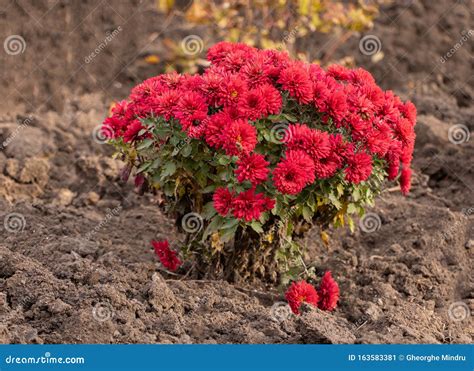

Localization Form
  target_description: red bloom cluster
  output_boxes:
[213,187,274,222]
[103,41,416,224]
[285,271,340,314]
[151,240,182,272]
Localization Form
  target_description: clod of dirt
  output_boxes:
[1,125,54,160]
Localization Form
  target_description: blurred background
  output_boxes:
[1,0,472,111]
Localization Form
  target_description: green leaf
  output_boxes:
[150,157,161,169]
[202,215,225,241]
[218,156,233,166]
[259,211,270,224]
[202,201,217,220]
[222,218,239,229]
[181,144,192,157]
[220,223,238,243]
[200,184,217,194]
[136,139,153,151]
[352,188,361,202]
[250,221,264,234]
[302,206,313,223]
[282,113,297,122]
[136,161,152,173]
[196,171,208,188]
[163,182,174,197]
[328,192,342,210]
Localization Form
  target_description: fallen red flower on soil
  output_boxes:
[317,271,340,311]
[285,280,319,314]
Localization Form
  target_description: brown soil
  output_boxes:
[0,0,472,343]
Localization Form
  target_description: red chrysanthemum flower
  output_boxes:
[273,150,315,195]
[313,80,330,111]
[102,116,127,138]
[130,77,164,102]
[323,87,348,125]
[365,125,392,157]
[201,69,225,106]
[278,63,313,104]
[399,100,417,125]
[159,71,183,90]
[123,120,145,143]
[222,49,253,73]
[207,41,252,65]
[258,83,282,115]
[238,88,267,121]
[386,140,403,180]
[235,153,270,185]
[179,74,203,92]
[283,123,313,148]
[314,156,340,179]
[213,187,234,216]
[174,91,208,130]
[326,64,351,81]
[317,271,339,311]
[328,133,349,167]
[217,74,248,106]
[285,280,319,315]
[110,100,129,118]
[204,110,231,149]
[306,130,331,160]
[284,124,331,160]
[349,68,376,87]
[153,90,181,120]
[221,119,257,156]
[260,49,290,78]
[151,240,182,272]
[232,188,273,222]
[400,166,412,195]
[240,54,273,88]
[344,151,373,184]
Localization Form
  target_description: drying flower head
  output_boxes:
[317,271,340,311]
[151,240,182,272]
[285,280,319,315]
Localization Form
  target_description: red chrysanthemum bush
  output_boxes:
[102,42,416,282]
